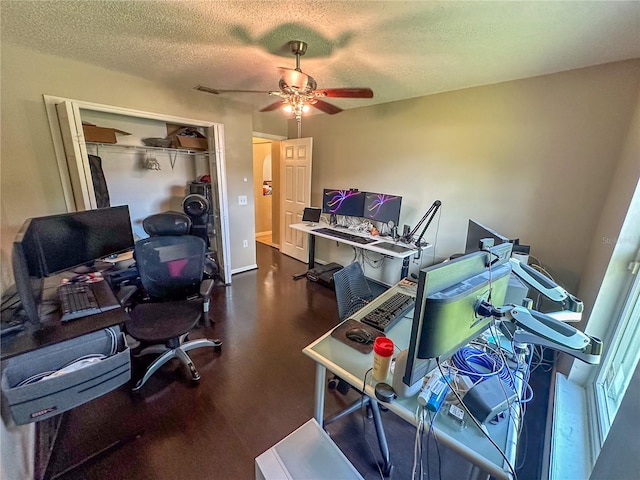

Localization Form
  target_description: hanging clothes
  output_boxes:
[87,154,110,208]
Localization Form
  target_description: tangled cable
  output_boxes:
[451,345,515,389]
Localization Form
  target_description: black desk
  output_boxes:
[1,270,130,360]
[1,279,131,480]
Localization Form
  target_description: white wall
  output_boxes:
[290,60,640,288]
[0,42,260,290]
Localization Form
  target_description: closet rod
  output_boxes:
[86,142,210,156]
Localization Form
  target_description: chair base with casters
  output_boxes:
[127,298,221,392]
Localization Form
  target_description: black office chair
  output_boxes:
[325,261,392,476]
[334,261,375,320]
[126,212,222,392]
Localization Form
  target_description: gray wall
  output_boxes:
[289,60,640,288]
[0,42,266,289]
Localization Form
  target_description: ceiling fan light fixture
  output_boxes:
[283,104,293,113]
[302,104,310,113]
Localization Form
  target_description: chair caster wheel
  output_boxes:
[328,378,339,390]
[212,339,223,352]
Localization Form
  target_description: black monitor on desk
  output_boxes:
[10,206,135,327]
[464,219,510,254]
[322,189,366,221]
[34,206,134,276]
[11,219,46,327]
[363,192,402,226]
[396,242,513,396]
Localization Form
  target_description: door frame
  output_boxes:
[42,95,232,284]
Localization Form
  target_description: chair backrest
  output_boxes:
[333,262,374,321]
[135,235,206,300]
[143,211,192,237]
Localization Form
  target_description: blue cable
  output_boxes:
[451,346,515,388]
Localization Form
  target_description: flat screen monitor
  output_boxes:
[400,242,513,391]
[32,206,134,276]
[302,207,321,224]
[363,192,402,225]
[464,219,511,254]
[11,219,45,326]
[321,189,366,217]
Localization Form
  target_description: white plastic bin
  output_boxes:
[255,418,363,480]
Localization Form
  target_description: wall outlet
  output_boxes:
[238,195,248,205]
[243,240,248,248]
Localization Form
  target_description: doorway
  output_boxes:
[252,133,284,249]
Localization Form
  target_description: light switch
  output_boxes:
[238,195,248,205]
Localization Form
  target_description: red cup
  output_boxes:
[373,337,394,381]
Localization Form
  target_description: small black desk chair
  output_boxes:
[126,212,222,392]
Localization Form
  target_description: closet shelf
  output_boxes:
[85,142,210,156]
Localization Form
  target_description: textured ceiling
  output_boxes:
[2,1,639,113]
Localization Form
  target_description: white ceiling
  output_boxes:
[2,1,639,113]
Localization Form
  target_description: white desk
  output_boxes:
[302,282,523,480]
[290,223,427,280]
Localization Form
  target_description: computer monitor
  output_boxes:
[32,206,135,276]
[363,192,402,225]
[464,219,511,254]
[11,219,46,326]
[321,189,366,218]
[302,207,321,225]
[399,242,513,392]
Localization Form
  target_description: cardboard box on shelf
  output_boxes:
[166,123,208,151]
[82,122,131,144]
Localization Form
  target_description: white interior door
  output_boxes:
[279,138,312,262]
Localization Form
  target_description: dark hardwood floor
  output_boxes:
[49,243,354,479]
[48,243,550,480]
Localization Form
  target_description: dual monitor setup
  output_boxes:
[322,188,402,226]
[11,206,135,328]
[394,219,601,397]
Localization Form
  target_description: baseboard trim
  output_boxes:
[231,264,258,275]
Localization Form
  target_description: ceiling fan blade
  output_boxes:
[315,88,374,99]
[312,100,343,115]
[194,85,272,95]
[260,100,285,112]
[278,68,309,90]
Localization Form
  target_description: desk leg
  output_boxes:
[401,256,410,279]
[308,234,316,270]
[469,464,490,480]
[293,233,316,280]
[313,363,326,424]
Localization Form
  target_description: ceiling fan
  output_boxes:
[195,40,373,135]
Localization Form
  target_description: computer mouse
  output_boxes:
[346,327,373,344]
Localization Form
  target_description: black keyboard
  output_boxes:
[361,292,416,332]
[312,227,376,245]
[58,281,120,322]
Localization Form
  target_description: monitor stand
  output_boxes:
[73,260,114,275]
